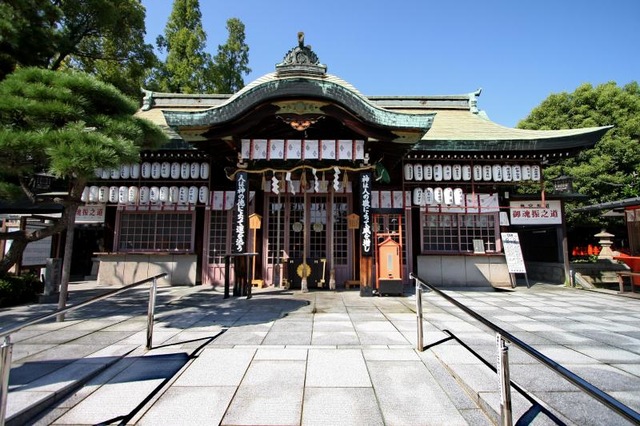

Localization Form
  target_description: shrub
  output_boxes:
[0,273,44,308]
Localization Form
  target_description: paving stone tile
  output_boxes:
[302,387,383,426]
[306,349,370,387]
[174,348,255,386]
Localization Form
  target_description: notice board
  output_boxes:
[501,232,526,274]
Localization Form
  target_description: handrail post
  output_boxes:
[415,277,424,352]
[497,334,513,426]
[146,277,158,350]
[0,335,13,426]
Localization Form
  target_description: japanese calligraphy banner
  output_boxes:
[360,172,373,257]
[76,204,106,223]
[232,172,248,253]
[509,200,562,225]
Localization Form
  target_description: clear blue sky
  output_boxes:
[141,0,639,127]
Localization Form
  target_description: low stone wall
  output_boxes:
[570,259,630,287]
[96,253,197,286]
[526,262,566,284]
[416,255,510,287]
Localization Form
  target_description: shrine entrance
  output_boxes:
[264,193,351,289]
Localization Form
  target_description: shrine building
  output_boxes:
[85,35,610,293]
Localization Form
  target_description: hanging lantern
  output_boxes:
[462,165,472,181]
[169,186,179,203]
[424,187,434,205]
[434,187,444,204]
[452,164,462,181]
[120,164,130,179]
[109,186,119,203]
[200,162,210,179]
[443,164,452,181]
[161,162,171,179]
[139,186,150,204]
[81,187,90,202]
[190,162,199,179]
[178,186,189,204]
[188,186,198,204]
[413,163,423,181]
[181,163,190,179]
[151,162,161,179]
[149,186,160,203]
[101,168,110,179]
[118,186,128,204]
[128,186,138,204]
[130,163,140,179]
[473,165,483,181]
[404,163,414,181]
[512,164,522,182]
[433,164,443,181]
[454,188,464,206]
[159,186,169,202]
[522,165,532,180]
[423,164,433,180]
[89,186,99,202]
[444,187,454,205]
[492,164,503,182]
[531,165,541,181]
[171,162,181,179]
[412,187,423,205]
[141,162,151,178]
[502,165,512,182]
[483,165,493,181]
[199,186,209,204]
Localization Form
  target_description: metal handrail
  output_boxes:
[410,272,640,426]
[0,273,167,426]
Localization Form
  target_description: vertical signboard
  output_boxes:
[233,171,248,253]
[501,232,526,273]
[360,172,372,256]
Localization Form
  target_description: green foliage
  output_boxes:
[0,0,156,99]
[212,18,251,93]
[0,273,43,307]
[518,81,640,227]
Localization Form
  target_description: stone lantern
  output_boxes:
[594,229,615,259]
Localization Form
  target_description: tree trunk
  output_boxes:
[0,237,28,275]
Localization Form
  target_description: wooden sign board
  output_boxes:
[501,232,526,273]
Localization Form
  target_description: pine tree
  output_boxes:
[212,18,251,93]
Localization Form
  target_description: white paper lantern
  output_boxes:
[161,162,171,179]
[199,186,209,204]
[492,164,503,182]
[443,165,452,181]
[169,186,179,203]
[190,163,200,179]
[483,165,493,181]
[531,165,541,181]
[120,164,130,179]
[502,165,512,182]
[151,162,161,179]
[452,164,462,181]
[109,186,119,203]
[444,188,454,205]
[473,165,483,181]
[412,187,423,206]
[110,168,120,179]
[101,168,110,179]
[159,186,169,202]
[403,163,414,181]
[141,162,151,178]
[171,162,181,179]
[512,165,522,182]
[200,162,210,179]
[462,165,472,181]
[94,168,103,178]
[423,164,433,181]
[130,163,140,179]
[424,187,434,205]
[434,187,444,204]
[139,186,150,204]
[88,186,99,202]
[178,186,189,204]
[128,186,138,204]
[433,164,443,181]
[181,163,190,179]
[118,186,128,204]
[188,186,198,204]
[454,188,464,206]
[149,186,160,203]
[81,187,90,202]
[98,186,108,203]
[522,165,532,180]
[413,163,423,181]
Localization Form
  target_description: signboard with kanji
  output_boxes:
[501,232,526,274]
[509,200,562,225]
[76,204,106,223]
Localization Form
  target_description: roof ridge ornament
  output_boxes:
[276,32,327,77]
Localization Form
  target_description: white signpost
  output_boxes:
[501,232,529,288]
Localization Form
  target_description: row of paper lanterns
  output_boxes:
[404,163,541,182]
[82,185,209,205]
[95,162,210,180]
[413,187,465,206]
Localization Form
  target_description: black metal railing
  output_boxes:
[410,272,640,426]
[0,273,167,426]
